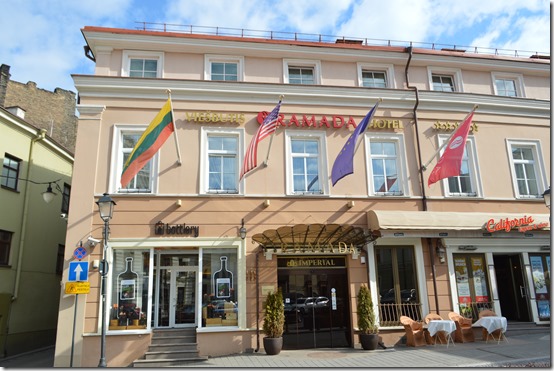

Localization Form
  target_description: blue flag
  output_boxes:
[331,103,379,186]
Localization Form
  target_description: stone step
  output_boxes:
[148,343,199,352]
[144,349,201,360]
[133,356,209,368]
[152,328,196,337]
[151,335,197,345]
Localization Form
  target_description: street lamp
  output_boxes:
[96,193,116,368]
[542,188,550,209]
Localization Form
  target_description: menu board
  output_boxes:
[455,257,471,304]
[471,257,488,302]
[530,256,547,294]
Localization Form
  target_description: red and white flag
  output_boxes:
[428,111,475,187]
[240,100,282,179]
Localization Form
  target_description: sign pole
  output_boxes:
[70,294,78,367]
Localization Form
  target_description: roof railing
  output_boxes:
[133,22,549,59]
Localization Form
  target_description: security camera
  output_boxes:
[60,213,67,219]
[87,236,101,247]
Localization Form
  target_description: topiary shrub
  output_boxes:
[262,288,285,338]
[357,284,378,334]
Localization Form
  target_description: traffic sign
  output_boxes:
[73,247,87,260]
[68,261,89,282]
[65,282,90,294]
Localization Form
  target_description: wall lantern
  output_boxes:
[435,243,446,263]
[239,219,247,240]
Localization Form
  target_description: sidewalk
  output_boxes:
[0,332,549,368]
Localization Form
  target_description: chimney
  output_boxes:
[0,64,11,108]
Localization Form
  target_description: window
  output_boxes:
[122,51,163,78]
[111,126,159,194]
[492,72,525,97]
[110,250,150,330]
[428,67,463,92]
[432,74,454,91]
[284,59,321,85]
[201,249,239,328]
[56,244,64,275]
[357,63,395,88]
[208,135,238,193]
[201,128,242,195]
[507,140,546,198]
[366,134,408,196]
[453,254,492,318]
[2,154,21,191]
[0,230,12,266]
[376,246,421,324]
[437,135,481,197]
[61,183,71,214]
[205,55,243,81]
[285,132,328,195]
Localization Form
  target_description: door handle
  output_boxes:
[519,285,526,298]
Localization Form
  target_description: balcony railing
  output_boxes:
[378,302,423,327]
[134,22,549,59]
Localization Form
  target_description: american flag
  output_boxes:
[240,100,282,179]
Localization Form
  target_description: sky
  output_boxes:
[0,0,550,93]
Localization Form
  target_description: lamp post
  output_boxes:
[96,193,116,368]
[542,188,550,209]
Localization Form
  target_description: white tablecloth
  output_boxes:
[473,316,507,333]
[427,320,456,337]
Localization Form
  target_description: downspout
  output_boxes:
[405,47,440,314]
[12,128,47,300]
[254,248,260,352]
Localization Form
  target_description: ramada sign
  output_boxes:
[486,215,549,233]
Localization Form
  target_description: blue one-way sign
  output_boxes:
[68,261,89,282]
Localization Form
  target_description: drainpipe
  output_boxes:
[12,128,47,300]
[254,249,260,352]
[405,47,440,314]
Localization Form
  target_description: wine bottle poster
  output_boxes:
[120,279,136,300]
[213,255,233,299]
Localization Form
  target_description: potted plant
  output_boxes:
[357,284,379,350]
[262,288,285,355]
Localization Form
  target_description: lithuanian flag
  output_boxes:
[121,99,175,188]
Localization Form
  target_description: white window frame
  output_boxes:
[506,139,547,199]
[283,59,321,85]
[437,135,483,198]
[204,55,244,81]
[110,125,160,194]
[427,67,464,92]
[365,133,409,197]
[491,72,525,97]
[285,130,328,195]
[357,63,396,88]
[200,127,244,195]
[122,51,164,78]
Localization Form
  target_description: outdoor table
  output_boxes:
[427,320,456,347]
[473,316,508,344]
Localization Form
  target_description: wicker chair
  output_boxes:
[478,310,502,342]
[448,312,475,343]
[424,313,448,345]
[400,315,427,347]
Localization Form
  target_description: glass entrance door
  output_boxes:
[155,253,199,328]
[278,267,350,349]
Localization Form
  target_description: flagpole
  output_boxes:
[422,104,478,171]
[263,94,284,167]
[166,89,182,165]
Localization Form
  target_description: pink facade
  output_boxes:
[54,26,550,367]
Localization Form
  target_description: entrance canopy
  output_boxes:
[251,223,373,250]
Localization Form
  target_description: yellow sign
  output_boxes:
[65,282,90,294]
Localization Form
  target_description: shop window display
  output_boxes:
[202,249,238,327]
[109,250,150,330]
